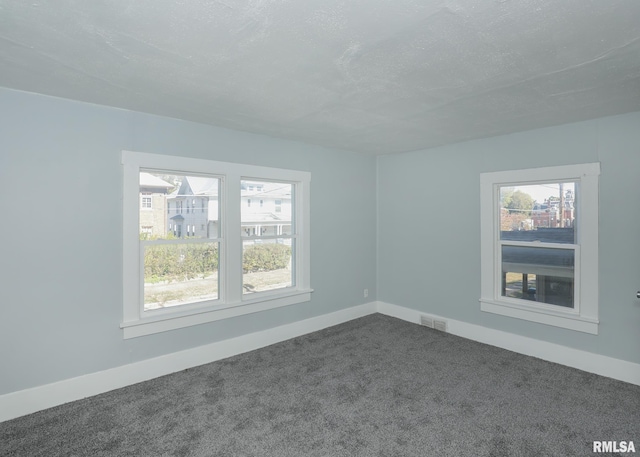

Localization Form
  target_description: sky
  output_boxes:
[504,182,575,204]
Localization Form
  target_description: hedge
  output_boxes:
[243,243,291,273]
[144,242,291,282]
[144,243,218,282]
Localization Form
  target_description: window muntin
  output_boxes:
[480,163,600,335]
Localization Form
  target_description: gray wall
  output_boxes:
[0,88,378,395]
[377,111,640,364]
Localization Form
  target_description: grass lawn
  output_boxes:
[144,269,292,310]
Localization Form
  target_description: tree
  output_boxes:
[500,187,515,208]
[505,190,534,215]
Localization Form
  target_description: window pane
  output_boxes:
[241,180,293,238]
[243,239,293,294]
[502,245,574,308]
[500,182,576,244]
[139,171,220,240]
[143,242,219,310]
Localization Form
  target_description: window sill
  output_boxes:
[480,298,599,335]
[121,289,313,339]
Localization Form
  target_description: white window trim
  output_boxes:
[140,193,152,210]
[122,150,312,339]
[479,163,600,334]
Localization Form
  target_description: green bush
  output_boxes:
[243,244,291,273]
[143,241,291,282]
[144,243,218,282]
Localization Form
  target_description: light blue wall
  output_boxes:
[2,85,638,397]
[0,88,377,395]
[377,111,640,364]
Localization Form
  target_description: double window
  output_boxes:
[480,163,600,334]
[122,151,311,338]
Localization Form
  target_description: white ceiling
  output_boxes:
[1,0,639,155]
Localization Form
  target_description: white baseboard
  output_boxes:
[0,302,377,423]
[3,300,638,423]
[376,301,640,387]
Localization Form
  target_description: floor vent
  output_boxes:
[434,319,447,332]
[419,315,434,328]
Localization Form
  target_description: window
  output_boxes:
[122,150,312,338]
[141,193,152,209]
[141,172,220,312]
[480,163,600,334]
[241,180,294,295]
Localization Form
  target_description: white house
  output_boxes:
[167,175,220,239]
[164,177,293,241]
[241,180,292,243]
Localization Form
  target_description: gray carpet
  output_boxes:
[1,314,639,456]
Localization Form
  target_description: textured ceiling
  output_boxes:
[1,0,639,155]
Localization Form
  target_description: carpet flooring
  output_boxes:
[1,314,639,456]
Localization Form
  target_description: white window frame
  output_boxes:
[140,193,152,209]
[122,150,312,339]
[480,163,600,334]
